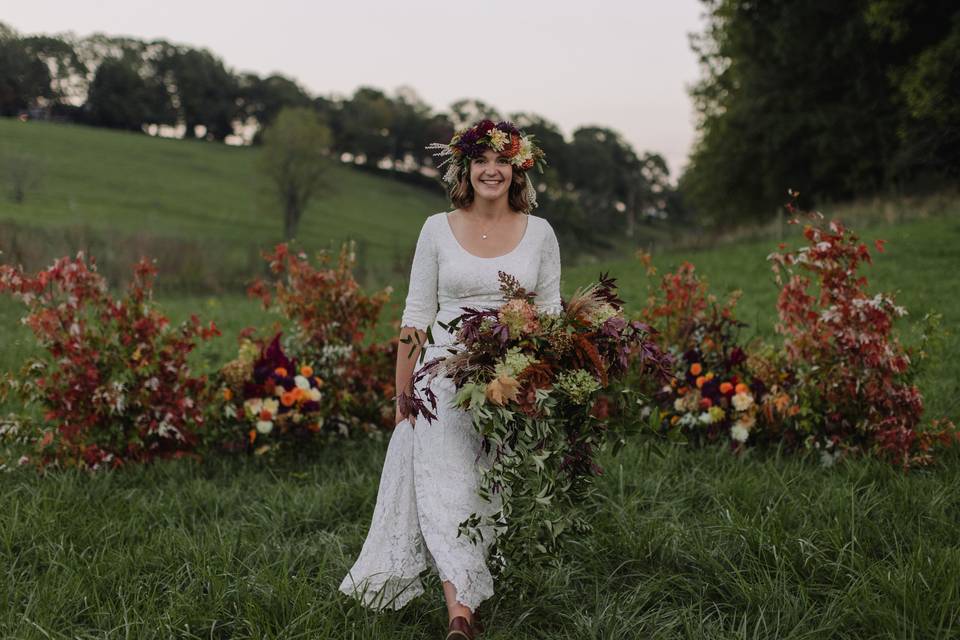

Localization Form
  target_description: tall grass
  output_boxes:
[1,437,957,638]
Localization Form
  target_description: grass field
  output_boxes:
[1,121,959,638]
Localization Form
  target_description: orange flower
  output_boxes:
[307,422,322,432]
[690,362,702,376]
[678,386,688,395]
[281,390,296,407]
[735,383,750,394]
[300,365,314,377]
[670,415,680,425]
[719,382,733,395]
[248,429,257,444]
[314,376,325,388]
[696,375,706,389]
[274,366,288,377]
[503,134,522,158]
[222,388,233,401]
[259,409,272,421]
[699,397,713,409]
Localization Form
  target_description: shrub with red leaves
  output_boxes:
[0,253,220,470]
[768,200,956,468]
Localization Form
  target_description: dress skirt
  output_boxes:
[338,367,501,612]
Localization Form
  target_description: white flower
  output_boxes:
[262,398,279,417]
[732,392,754,412]
[679,413,699,428]
[17,455,30,466]
[244,398,263,417]
[294,375,310,390]
[256,420,274,434]
[730,425,749,442]
[698,411,714,425]
[308,388,322,402]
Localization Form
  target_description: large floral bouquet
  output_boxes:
[404,272,670,572]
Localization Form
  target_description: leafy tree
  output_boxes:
[0,24,52,116]
[864,0,960,178]
[155,47,239,140]
[259,107,333,239]
[86,56,173,130]
[683,0,903,224]
[20,34,87,108]
[238,72,312,141]
[336,86,395,164]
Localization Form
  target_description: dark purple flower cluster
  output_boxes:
[451,119,523,159]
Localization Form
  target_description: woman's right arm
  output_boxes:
[395,217,439,426]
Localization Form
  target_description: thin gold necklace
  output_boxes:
[475,213,503,240]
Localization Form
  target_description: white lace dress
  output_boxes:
[338,210,562,612]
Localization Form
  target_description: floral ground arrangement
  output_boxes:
[1,204,954,474]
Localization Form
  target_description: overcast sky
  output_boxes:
[4,0,707,176]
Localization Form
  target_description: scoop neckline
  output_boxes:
[442,211,532,260]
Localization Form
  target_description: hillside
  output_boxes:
[0,117,449,288]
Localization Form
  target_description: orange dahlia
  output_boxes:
[503,134,522,158]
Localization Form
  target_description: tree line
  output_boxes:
[4,2,956,233]
[683,0,960,223]
[0,22,676,252]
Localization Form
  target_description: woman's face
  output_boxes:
[469,148,513,202]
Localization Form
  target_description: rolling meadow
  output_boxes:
[1,119,959,639]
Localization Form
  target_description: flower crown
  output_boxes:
[426,119,547,210]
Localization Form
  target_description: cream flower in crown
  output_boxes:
[426,119,547,211]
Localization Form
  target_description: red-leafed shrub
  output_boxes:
[0,253,220,470]
[768,203,956,467]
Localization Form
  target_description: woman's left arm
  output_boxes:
[534,219,563,314]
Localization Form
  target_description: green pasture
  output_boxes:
[0,426,957,638]
[0,120,958,638]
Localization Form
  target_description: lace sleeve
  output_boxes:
[400,217,439,331]
[535,219,562,315]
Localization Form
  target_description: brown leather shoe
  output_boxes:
[446,616,479,640]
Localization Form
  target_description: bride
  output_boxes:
[339,119,561,639]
